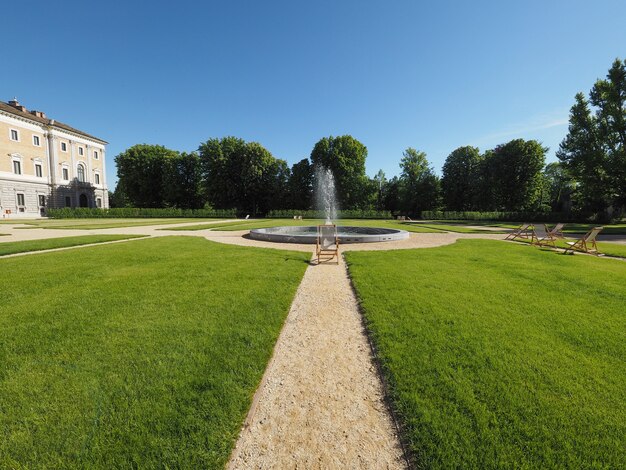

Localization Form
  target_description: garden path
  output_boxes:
[227,252,406,469]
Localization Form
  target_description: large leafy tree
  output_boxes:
[488,139,547,211]
[198,137,287,215]
[559,58,625,213]
[115,144,179,208]
[162,152,203,209]
[542,162,574,212]
[287,159,314,209]
[556,93,610,212]
[591,58,626,208]
[310,135,368,209]
[399,148,441,216]
[441,146,482,211]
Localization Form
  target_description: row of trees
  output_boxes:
[112,136,549,216]
[114,58,624,218]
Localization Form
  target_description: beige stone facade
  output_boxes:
[0,99,108,217]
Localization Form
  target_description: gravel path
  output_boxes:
[228,253,406,469]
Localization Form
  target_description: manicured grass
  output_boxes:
[0,235,147,256]
[430,220,626,235]
[346,240,625,469]
[411,223,507,234]
[178,218,441,233]
[4,218,232,230]
[512,237,626,258]
[0,237,310,468]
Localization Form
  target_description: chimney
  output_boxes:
[8,97,27,113]
[30,110,47,119]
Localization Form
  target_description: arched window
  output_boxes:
[77,164,85,182]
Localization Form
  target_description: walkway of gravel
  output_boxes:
[228,252,406,469]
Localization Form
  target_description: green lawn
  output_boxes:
[2,218,233,230]
[0,235,147,256]
[346,240,625,469]
[164,218,441,233]
[411,223,506,234]
[0,237,310,468]
[511,237,626,258]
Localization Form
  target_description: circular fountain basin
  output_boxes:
[249,226,410,244]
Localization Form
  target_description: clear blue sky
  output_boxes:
[2,0,625,188]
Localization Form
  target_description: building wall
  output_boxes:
[0,106,108,217]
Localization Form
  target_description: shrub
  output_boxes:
[420,210,612,223]
[48,208,237,219]
[266,209,392,219]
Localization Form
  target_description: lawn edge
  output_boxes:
[343,252,415,470]
[0,235,150,258]
[225,252,312,467]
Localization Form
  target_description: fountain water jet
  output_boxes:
[315,166,337,224]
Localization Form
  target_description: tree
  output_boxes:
[198,137,287,215]
[557,93,610,212]
[310,135,368,209]
[382,176,401,213]
[287,159,314,209]
[542,162,574,212]
[115,144,179,207]
[162,152,203,209]
[372,169,387,211]
[109,186,129,208]
[558,58,626,215]
[590,58,626,209]
[398,148,441,216]
[488,139,547,211]
[441,146,482,211]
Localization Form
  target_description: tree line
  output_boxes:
[113,59,624,219]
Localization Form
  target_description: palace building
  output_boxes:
[0,98,108,217]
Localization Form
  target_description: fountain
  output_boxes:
[315,166,337,224]
[249,166,409,244]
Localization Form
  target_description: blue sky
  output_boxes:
[2,0,625,188]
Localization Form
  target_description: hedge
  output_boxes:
[47,208,237,219]
[420,211,610,223]
[266,209,393,219]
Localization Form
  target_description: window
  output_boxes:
[96,198,102,208]
[35,163,43,177]
[13,160,21,174]
[94,150,99,159]
[61,142,67,152]
[95,173,100,185]
[38,195,46,207]
[78,147,84,156]
[33,135,41,146]
[77,164,85,182]
[17,193,25,206]
[10,129,19,141]
[62,167,69,180]
[65,196,72,207]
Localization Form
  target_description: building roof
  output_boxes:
[0,100,107,144]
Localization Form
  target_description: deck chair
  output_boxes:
[547,223,565,239]
[316,224,339,264]
[505,223,532,240]
[564,227,604,255]
[530,224,557,248]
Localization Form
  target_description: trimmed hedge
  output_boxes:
[421,210,609,223]
[266,209,392,219]
[47,208,237,219]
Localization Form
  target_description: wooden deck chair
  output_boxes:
[316,224,339,264]
[564,227,604,255]
[547,223,565,238]
[530,224,557,248]
[505,223,532,240]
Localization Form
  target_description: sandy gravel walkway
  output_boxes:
[228,253,406,469]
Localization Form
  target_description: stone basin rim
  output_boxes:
[249,225,410,244]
